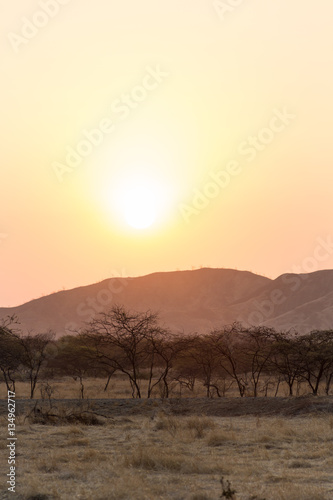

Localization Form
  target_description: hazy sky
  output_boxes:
[1,0,333,306]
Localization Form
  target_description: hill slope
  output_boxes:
[1,268,332,336]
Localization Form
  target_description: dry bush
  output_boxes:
[66,437,90,447]
[123,445,184,472]
[289,460,311,469]
[26,495,53,500]
[185,416,216,438]
[37,456,60,474]
[24,401,107,426]
[154,414,179,436]
[67,426,84,436]
[207,430,237,447]
[154,414,216,439]
[123,444,223,475]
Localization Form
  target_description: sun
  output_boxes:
[121,184,160,229]
[112,175,171,230]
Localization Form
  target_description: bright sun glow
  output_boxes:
[111,174,171,230]
[120,184,160,229]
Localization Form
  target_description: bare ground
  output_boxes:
[0,395,333,419]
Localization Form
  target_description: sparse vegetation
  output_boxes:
[0,410,332,499]
[220,476,236,499]
[2,310,333,400]
[24,400,108,426]
[1,309,333,498]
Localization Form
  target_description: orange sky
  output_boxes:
[1,1,333,307]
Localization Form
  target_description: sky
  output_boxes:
[1,0,333,307]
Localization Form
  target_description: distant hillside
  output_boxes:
[1,268,333,336]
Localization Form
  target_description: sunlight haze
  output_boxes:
[1,0,333,306]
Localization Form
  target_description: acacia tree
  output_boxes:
[81,305,169,398]
[0,316,23,392]
[173,338,200,396]
[322,334,333,395]
[213,324,250,397]
[243,326,277,397]
[16,332,54,398]
[298,330,333,395]
[187,333,224,398]
[269,331,303,396]
[324,363,333,395]
[51,335,97,399]
[144,331,185,398]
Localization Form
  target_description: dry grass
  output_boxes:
[0,374,323,401]
[23,400,107,426]
[0,408,333,499]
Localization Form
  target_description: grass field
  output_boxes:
[1,401,333,499]
[1,378,333,499]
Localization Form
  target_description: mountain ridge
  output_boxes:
[1,268,332,336]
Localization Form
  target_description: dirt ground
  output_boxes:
[0,395,332,420]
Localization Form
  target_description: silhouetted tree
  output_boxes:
[243,326,277,397]
[212,324,249,397]
[81,305,168,398]
[144,331,185,398]
[0,316,23,392]
[269,331,303,396]
[298,330,333,395]
[187,333,224,398]
[173,340,200,396]
[16,332,54,398]
[51,335,96,398]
